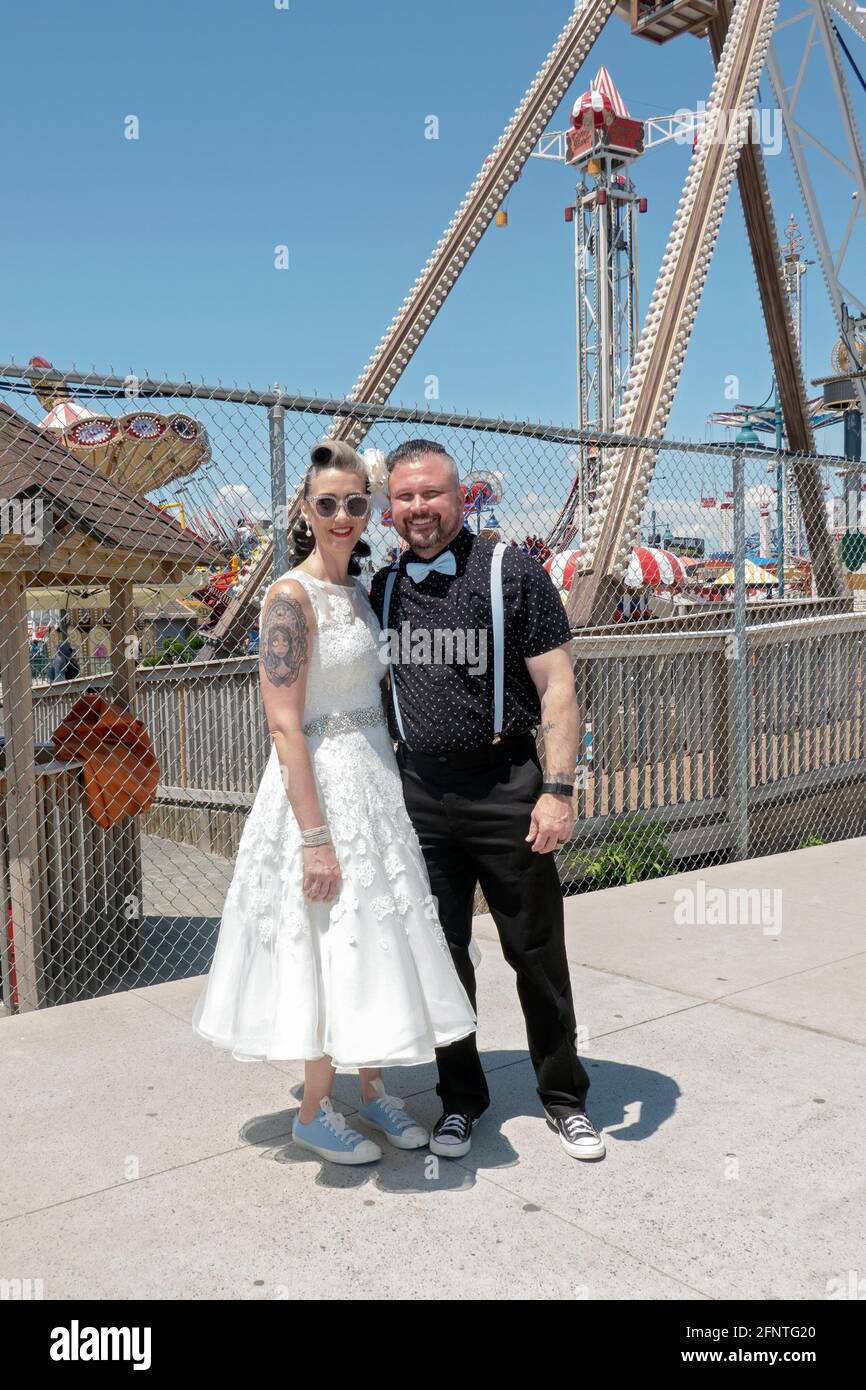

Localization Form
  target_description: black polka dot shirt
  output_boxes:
[369,525,573,754]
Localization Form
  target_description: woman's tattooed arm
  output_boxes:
[260,594,308,687]
[257,582,330,875]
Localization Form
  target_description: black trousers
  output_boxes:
[397,734,591,1119]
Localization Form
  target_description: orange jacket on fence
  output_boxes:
[51,693,161,829]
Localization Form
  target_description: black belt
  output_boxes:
[396,728,537,771]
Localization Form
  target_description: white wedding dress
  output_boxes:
[191,567,477,1070]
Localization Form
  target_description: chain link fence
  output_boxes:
[2,360,865,1013]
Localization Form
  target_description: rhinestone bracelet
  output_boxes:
[301,824,331,847]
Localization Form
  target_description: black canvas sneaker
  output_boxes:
[429,1111,479,1157]
[546,1108,606,1160]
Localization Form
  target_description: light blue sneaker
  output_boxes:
[292,1096,382,1164]
[357,1079,429,1149]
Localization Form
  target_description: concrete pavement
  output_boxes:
[2,838,864,1300]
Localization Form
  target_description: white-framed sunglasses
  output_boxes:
[309,492,371,520]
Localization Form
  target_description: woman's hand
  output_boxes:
[302,844,341,902]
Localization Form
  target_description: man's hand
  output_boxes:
[525,791,574,854]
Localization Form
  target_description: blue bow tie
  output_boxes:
[405,549,457,585]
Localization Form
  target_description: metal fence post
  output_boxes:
[730,448,750,860]
[269,392,288,579]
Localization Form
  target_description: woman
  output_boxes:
[192,440,477,1164]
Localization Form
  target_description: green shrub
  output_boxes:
[797,834,826,849]
[568,816,676,888]
[142,634,204,667]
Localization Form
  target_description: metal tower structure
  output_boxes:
[560,70,644,544]
[781,215,810,553]
[535,89,715,549]
[535,83,716,549]
[781,214,808,351]
[574,167,640,531]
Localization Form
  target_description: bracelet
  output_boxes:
[541,781,574,796]
[301,824,331,846]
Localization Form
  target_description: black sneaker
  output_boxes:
[429,1111,478,1158]
[545,1109,606,1161]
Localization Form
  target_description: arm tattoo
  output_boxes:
[260,595,308,687]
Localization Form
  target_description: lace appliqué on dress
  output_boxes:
[421,892,453,959]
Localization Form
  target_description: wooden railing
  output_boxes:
[10,603,866,866]
[570,610,866,858]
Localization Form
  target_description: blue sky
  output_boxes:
[3,0,864,461]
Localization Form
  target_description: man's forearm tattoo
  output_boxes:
[260,595,308,687]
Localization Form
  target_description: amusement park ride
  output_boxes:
[24,357,216,651]
[201,0,866,655]
[28,357,209,496]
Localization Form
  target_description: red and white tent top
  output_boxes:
[591,66,630,117]
[572,66,631,122]
[544,546,690,591]
[39,399,97,431]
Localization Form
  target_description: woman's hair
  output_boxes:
[289,440,372,575]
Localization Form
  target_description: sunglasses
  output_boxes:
[309,492,371,520]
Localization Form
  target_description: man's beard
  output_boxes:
[406,515,444,552]
[404,504,462,554]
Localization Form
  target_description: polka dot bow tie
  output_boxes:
[405,549,457,585]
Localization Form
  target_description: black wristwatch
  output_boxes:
[541,781,574,796]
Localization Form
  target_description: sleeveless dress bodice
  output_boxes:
[272,570,384,723]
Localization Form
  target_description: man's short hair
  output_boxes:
[385,438,459,485]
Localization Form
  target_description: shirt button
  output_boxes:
[438,755,447,763]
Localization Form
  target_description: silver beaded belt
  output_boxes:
[302,705,386,739]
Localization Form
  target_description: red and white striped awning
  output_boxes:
[544,546,689,591]
[543,550,585,590]
[624,546,689,589]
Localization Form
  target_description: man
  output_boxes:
[370,439,604,1162]
[49,634,80,682]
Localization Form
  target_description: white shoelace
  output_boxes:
[376,1093,412,1130]
[563,1113,597,1141]
[320,1101,361,1146]
[438,1113,471,1139]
